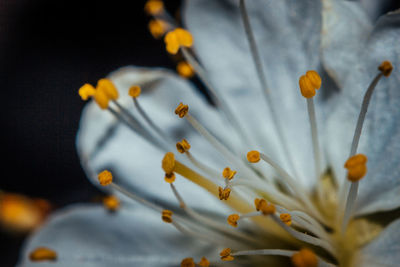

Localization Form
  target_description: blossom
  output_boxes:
[18,0,400,266]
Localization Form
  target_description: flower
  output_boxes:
[18,0,400,266]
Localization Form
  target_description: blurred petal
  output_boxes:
[77,66,233,212]
[358,0,394,21]
[357,218,400,267]
[326,11,400,215]
[184,0,339,186]
[18,205,214,267]
[321,0,372,88]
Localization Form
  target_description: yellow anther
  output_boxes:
[103,195,120,212]
[378,60,393,77]
[29,247,57,262]
[94,89,110,110]
[148,19,167,39]
[176,139,191,153]
[144,0,164,15]
[218,187,231,200]
[344,154,368,182]
[247,150,260,163]
[175,102,189,118]
[181,257,195,267]
[97,78,119,101]
[162,152,176,174]
[164,28,193,54]
[254,198,263,211]
[128,85,141,98]
[98,170,113,186]
[291,248,318,267]
[280,213,292,226]
[78,83,96,101]
[177,61,195,78]
[161,209,173,223]
[198,257,210,267]
[220,248,234,261]
[254,198,275,215]
[222,167,237,180]
[164,172,176,183]
[306,70,322,90]
[299,75,315,98]
[227,214,240,227]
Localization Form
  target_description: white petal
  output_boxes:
[358,0,394,21]
[326,11,400,215]
[76,66,232,212]
[184,0,337,187]
[321,0,372,88]
[18,205,215,267]
[357,218,400,267]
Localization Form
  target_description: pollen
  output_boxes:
[344,154,368,182]
[220,248,234,261]
[148,19,167,39]
[176,139,191,153]
[164,28,193,54]
[78,84,96,101]
[177,61,194,78]
[164,172,176,183]
[299,70,321,98]
[227,214,240,227]
[97,78,119,101]
[218,187,231,200]
[144,0,164,15]
[161,209,173,223]
[162,152,176,174]
[222,167,237,180]
[291,248,318,267]
[255,198,275,215]
[198,257,210,267]
[247,150,260,163]
[280,213,292,226]
[29,247,57,262]
[103,195,120,212]
[175,103,189,118]
[98,170,113,186]
[378,60,393,77]
[128,85,141,98]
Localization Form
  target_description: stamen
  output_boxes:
[279,213,292,226]
[176,139,191,154]
[227,214,240,227]
[103,195,120,212]
[181,258,195,267]
[29,247,57,262]
[220,248,234,261]
[239,0,302,181]
[175,102,189,118]
[291,248,318,267]
[198,257,210,267]
[128,85,141,98]
[144,0,164,16]
[232,248,295,257]
[78,84,96,100]
[161,209,173,223]
[98,170,113,186]
[222,167,236,180]
[247,150,260,163]
[164,28,193,55]
[148,19,168,39]
[176,61,195,78]
[218,187,231,200]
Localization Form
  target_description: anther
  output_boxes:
[177,61,194,78]
[162,152,176,174]
[222,167,236,180]
[164,172,176,183]
[148,19,167,39]
[280,213,292,226]
[198,257,210,267]
[164,28,193,55]
[378,60,393,77]
[103,195,120,212]
[247,150,260,163]
[344,154,368,182]
[93,90,109,109]
[29,247,57,262]
[227,214,240,227]
[218,187,231,200]
[220,248,234,261]
[98,170,113,186]
[291,248,318,267]
[299,70,321,98]
[97,78,119,101]
[78,84,96,101]
[128,85,141,98]
[175,103,189,118]
[254,198,275,215]
[181,258,195,267]
[176,139,191,153]
[144,0,164,15]
[161,209,173,223]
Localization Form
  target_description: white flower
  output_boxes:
[18,0,400,266]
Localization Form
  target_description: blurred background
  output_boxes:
[0,0,399,266]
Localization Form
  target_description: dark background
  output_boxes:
[0,1,399,266]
